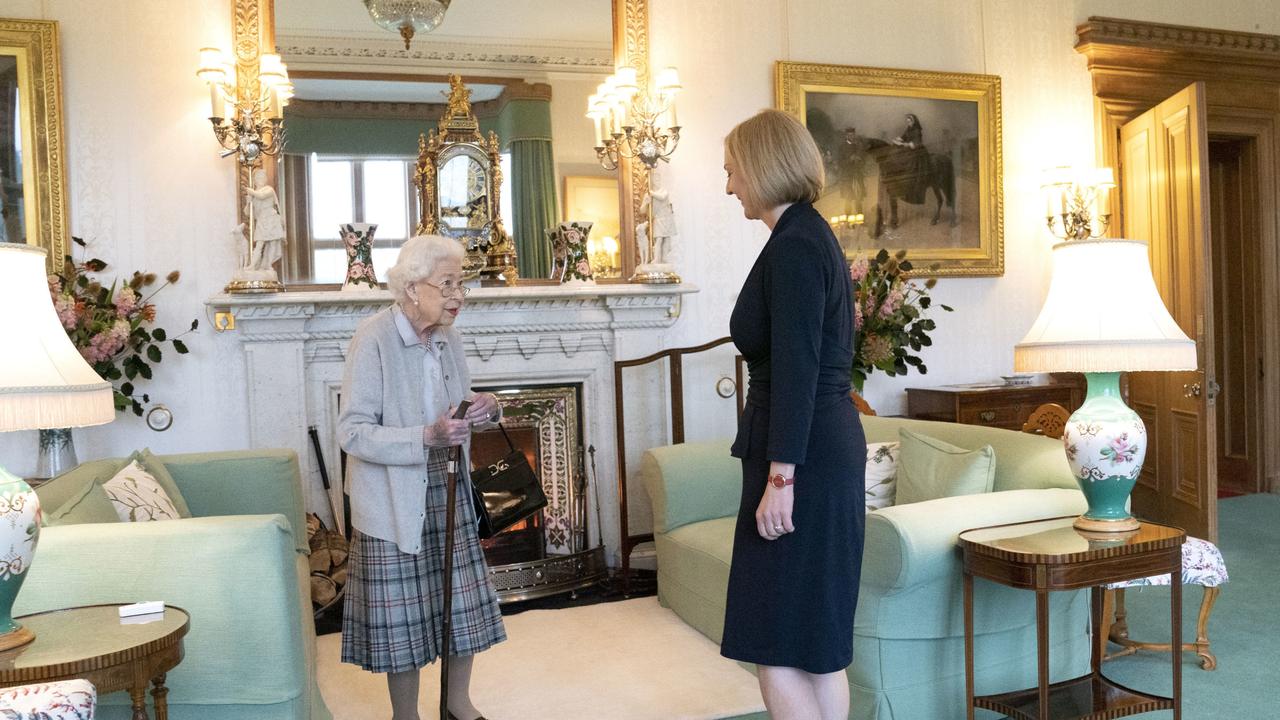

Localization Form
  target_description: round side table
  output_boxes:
[0,604,189,720]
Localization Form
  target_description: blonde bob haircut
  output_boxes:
[385,234,466,305]
[724,109,825,210]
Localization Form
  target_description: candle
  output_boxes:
[209,85,224,119]
[593,115,603,146]
[668,97,678,128]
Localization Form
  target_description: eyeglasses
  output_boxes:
[419,279,470,298]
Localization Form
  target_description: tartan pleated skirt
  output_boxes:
[341,448,507,673]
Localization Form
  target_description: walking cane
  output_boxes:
[440,443,460,720]
[439,400,470,720]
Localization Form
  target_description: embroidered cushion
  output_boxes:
[0,678,96,718]
[102,456,184,522]
[864,441,899,511]
[895,428,997,505]
[1107,536,1229,588]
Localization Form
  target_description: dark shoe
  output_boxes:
[447,713,488,720]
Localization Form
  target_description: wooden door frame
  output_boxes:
[1077,17,1280,495]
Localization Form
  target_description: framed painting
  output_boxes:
[776,62,1003,276]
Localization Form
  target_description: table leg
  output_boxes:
[1037,589,1050,720]
[152,673,169,720]
[964,571,974,720]
[129,684,150,720]
[1091,585,1103,675]
[1172,576,1182,719]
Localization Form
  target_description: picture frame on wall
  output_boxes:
[776,61,1004,277]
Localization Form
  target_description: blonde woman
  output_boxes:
[722,109,865,720]
[338,234,502,720]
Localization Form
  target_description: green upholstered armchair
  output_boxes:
[641,414,1092,720]
[22,449,331,720]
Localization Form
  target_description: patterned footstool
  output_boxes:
[0,678,96,719]
[1102,536,1228,670]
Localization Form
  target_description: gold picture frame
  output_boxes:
[0,19,69,272]
[776,61,1003,277]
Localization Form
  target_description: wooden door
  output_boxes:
[1119,82,1219,541]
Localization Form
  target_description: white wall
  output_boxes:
[5,0,1278,476]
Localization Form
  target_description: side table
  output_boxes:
[959,517,1184,719]
[0,604,189,720]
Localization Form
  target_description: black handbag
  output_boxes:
[469,424,547,539]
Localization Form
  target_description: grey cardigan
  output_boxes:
[338,306,491,554]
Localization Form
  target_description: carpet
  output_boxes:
[1098,494,1280,719]
[316,596,766,720]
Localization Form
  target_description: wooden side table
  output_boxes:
[959,517,1184,720]
[0,604,189,720]
[906,382,1082,431]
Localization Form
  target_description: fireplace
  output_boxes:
[470,384,607,602]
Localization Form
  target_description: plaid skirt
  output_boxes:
[341,448,507,673]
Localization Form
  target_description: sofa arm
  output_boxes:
[16,515,307,707]
[862,488,1086,594]
[640,439,739,534]
[159,449,308,553]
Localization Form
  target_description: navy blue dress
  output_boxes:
[721,202,866,674]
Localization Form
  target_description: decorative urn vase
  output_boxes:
[0,466,39,650]
[547,221,594,284]
[340,223,379,291]
[1062,372,1146,532]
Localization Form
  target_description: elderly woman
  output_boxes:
[722,109,864,720]
[338,234,503,720]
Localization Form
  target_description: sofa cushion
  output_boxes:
[103,458,184,522]
[654,516,736,643]
[896,428,996,505]
[640,441,739,534]
[43,479,119,526]
[865,441,898,510]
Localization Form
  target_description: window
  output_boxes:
[307,154,417,284]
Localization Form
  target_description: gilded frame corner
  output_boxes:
[776,61,1004,277]
[0,18,69,272]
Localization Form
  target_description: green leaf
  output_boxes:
[152,328,167,342]
[125,361,138,380]
[138,362,153,380]
[919,336,932,347]
[919,296,931,309]
[147,345,162,363]
[104,365,122,381]
[940,304,954,312]
[173,339,189,354]
[919,364,929,374]
[131,400,144,417]
[121,382,134,397]
[190,319,200,331]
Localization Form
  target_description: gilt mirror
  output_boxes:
[0,19,69,272]
[233,0,648,287]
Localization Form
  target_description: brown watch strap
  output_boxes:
[769,473,795,488]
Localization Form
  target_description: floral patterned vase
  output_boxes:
[1062,372,1145,533]
[547,221,594,284]
[0,466,39,650]
[340,223,379,291]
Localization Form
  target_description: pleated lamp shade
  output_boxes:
[0,244,115,432]
[1014,238,1196,373]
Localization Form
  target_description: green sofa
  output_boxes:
[641,414,1092,720]
[23,449,331,720]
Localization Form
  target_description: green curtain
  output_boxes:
[509,138,558,279]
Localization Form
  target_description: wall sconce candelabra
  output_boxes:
[1042,166,1116,241]
[587,66,682,171]
[586,234,621,278]
[197,48,293,166]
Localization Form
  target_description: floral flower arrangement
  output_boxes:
[849,248,952,392]
[48,238,197,416]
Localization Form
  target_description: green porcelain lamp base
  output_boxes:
[1062,372,1148,534]
[0,466,40,651]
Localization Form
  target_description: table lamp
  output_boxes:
[0,244,114,650]
[1014,238,1196,532]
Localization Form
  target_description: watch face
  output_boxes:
[146,405,173,432]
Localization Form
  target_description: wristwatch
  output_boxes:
[768,473,795,488]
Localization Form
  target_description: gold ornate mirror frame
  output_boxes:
[232,0,649,282]
[0,19,69,272]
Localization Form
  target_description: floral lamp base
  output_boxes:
[340,224,379,291]
[0,466,39,651]
[1064,372,1145,533]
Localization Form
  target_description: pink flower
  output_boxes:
[47,275,61,294]
[879,287,904,319]
[849,256,870,283]
[53,295,79,330]
[575,259,593,277]
[853,299,864,332]
[114,287,139,318]
[564,229,583,245]
[861,334,893,365]
[1102,433,1138,465]
[80,319,130,364]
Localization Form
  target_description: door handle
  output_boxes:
[1182,382,1202,398]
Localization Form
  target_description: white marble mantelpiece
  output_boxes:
[206,283,697,565]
